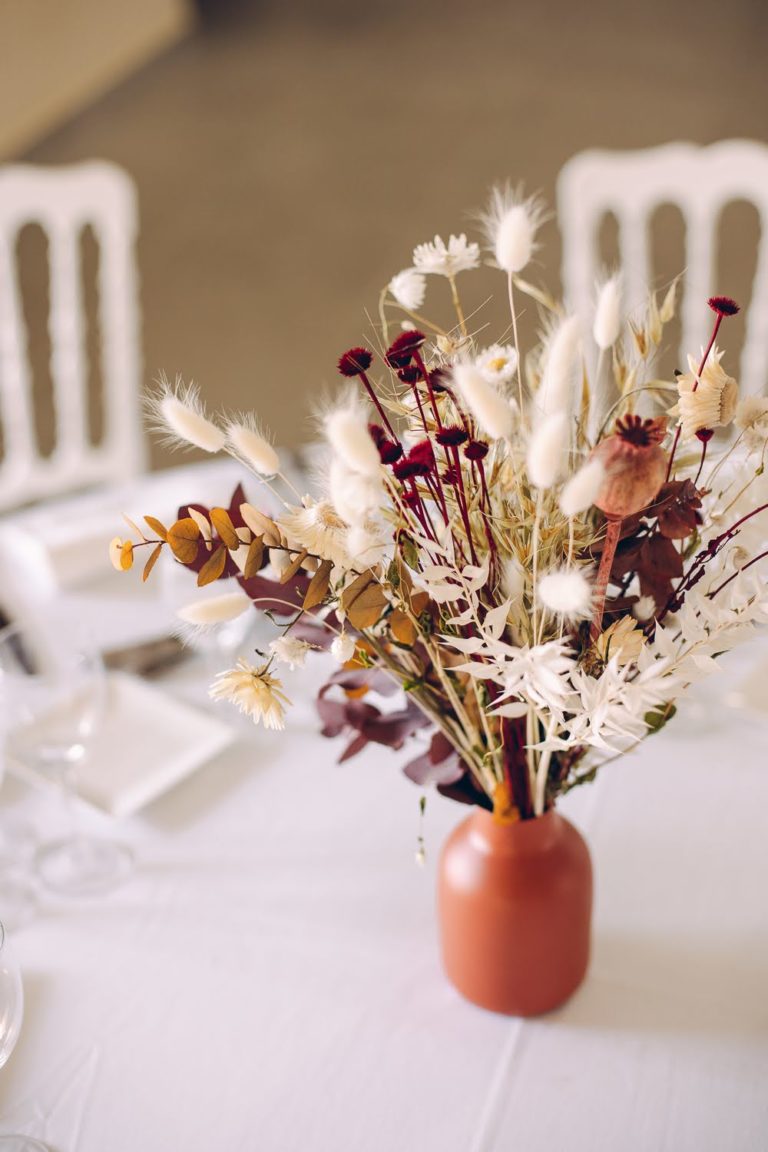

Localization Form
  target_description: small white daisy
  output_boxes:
[389,268,427,311]
[209,661,290,729]
[412,233,480,277]
[475,343,519,386]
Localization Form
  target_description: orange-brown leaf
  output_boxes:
[244,537,265,580]
[341,570,387,630]
[167,517,201,564]
[210,507,239,550]
[279,550,309,584]
[142,542,163,583]
[389,609,416,646]
[197,544,228,587]
[302,558,333,611]
[144,515,168,541]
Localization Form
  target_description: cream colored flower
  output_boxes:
[596,616,645,665]
[389,269,426,311]
[412,234,480,277]
[475,343,518,385]
[209,660,290,729]
[269,635,312,670]
[669,346,738,440]
[279,499,350,568]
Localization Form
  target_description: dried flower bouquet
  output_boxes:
[112,188,768,822]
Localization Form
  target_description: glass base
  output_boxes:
[34,835,133,897]
[0,1139,50,1151]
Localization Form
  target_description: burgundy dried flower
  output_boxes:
[435,425,468,447]
[397,365,421,385]
[591,416,668,519]
[393,458,419,481]
[401,489,421,508]
[338,347,373,377]
[407,439,435,470]
[441,465,461,486]
[464,440,489,461]
[708,296,740,318]
[368,422,386,448]
[379,439,403,464]
[386,329,426,369]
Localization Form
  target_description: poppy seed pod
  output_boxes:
[591,415,668,520]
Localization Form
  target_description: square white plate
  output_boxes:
[71,672,236,818]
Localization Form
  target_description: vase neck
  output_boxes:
[468,807,562,856]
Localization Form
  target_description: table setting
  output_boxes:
[1,177,768,1152]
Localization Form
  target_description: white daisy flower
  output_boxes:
[269,635,312,670]
[209,661,290,729]
[412,233,480,277]
[389,269,426,311]
[475,343,518,385]
[279,499,350,568]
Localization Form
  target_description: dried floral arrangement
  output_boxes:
[112,187,768,822]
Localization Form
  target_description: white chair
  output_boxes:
[0,161,145,512]
[557,140,768,396]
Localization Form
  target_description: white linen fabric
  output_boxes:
[0,469,767,1151]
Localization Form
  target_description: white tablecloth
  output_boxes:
[1,476,768,1151]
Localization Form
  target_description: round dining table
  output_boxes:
[1,463,767,1151]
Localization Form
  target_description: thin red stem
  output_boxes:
[590,518,623,642]
[359,370,399,443]
[708,548,768,600]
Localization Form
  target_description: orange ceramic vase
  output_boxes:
[438,807,592,1016]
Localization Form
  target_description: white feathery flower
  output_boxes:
[538,567,593,620]
[269,635,312,670]
[328,458,382,525]
[412,234,480,277]
[346,523,388,568]
[493,639,577,713]
[209,660,290,729]
[475,343,518,386]
[593,273,623,351]
[176,592,251,628]
[734,395,768,452]
[331,632,357,664]
[481,185,545,275]
[527,412,569,489]
[668,345,739,440]
[633,594,656,622]
[452,361,516,440]
[389,268,426,311]
[148,375,225,453]
[279,499,350,568]
[225,415,280,476]
[325,404,381,478]
[537,315,582,419]
[559,458,605,517]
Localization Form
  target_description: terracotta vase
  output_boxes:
[438,807,592,1016]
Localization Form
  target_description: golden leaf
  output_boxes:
[210,507,239,550]
[302,558,333,611]
[279,550,309,584]
[389,609,416,646]
[109,537,125,571]
[119,540,134,571]
[144,516,168,541]
[123,515,145,541]
[239,503,282,547]
[197,544,228,587]
[341,570,387,630]
[142,542,163,583]
[167,518,201,564]
[244,537,265,579]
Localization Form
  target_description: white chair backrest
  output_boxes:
[0,161,144,512]
[557,140,768,396]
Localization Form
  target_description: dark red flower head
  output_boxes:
[397,365,420,385]
[435,424,468,447]
[338,347,373,377]
[615,414,667,447]
[441,465,461,486]
[379,439,403,464]
[368,422,386,448]
[386,329,426,369]
[464,439,489,461]
[708,296,740,318]
[407,439,435,470]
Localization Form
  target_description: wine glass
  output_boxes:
[0,623,132,897]
[0,922,49,1152]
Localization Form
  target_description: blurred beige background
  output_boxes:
[2,0,768,469]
